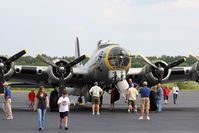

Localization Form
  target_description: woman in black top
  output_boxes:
[34,86,49,131]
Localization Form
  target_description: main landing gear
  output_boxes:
[50,89,59,111]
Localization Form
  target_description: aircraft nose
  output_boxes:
[105,47,131,70]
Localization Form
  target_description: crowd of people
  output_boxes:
[1,80,180,130]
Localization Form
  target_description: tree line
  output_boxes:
[12,54,196,68]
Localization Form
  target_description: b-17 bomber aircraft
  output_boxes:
[1,38,199,110]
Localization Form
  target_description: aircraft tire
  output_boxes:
[50,90,59,111]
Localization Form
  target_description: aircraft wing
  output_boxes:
[8,65,89,88]
[127,62,199,87]
[9,65,52,88]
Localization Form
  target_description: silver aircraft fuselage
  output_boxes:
[83,41,132,86]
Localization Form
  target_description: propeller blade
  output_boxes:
[158,75,162,83]
[137,53,158,69]
[0,68,5,93]
[36,54,58,68]
[59,74,65,96]
[164,58,186,70]
[189,53,199,62]
[5,50,27,64]
[67,54,87,68]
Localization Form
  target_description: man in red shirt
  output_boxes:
[28,89,35,111]
[163,86,170,104]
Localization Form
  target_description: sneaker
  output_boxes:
[39,128,42,131]
[146,116,150,120]
[6,117,13,120]
[92,112,95,115]
[134,110,137,113]
[97,112,100,115]
[138,116,143,120]
[65,127,68,130]
[128,110,130,113]
[59,125,63,129]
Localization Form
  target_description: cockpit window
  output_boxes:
[98,40,119,49]
[108,47,130,69]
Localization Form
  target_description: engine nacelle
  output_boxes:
[143,61,171,85]
[191,62,199,82]
[47,59,73,85]
[0,56,14,80]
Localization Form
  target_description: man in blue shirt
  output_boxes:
[139,81,151,120]
[155,84,163,112]
[128,78,139,89]
[3,82,13,120]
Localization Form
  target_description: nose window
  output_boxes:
[108,47,130,69]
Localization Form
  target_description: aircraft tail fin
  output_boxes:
[75,37,81,66]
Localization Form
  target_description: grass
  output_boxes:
[151,81,199,91]
[10,88,54,93]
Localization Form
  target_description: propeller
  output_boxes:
[137,53,186,83]
[36,54,87,96]
[188,53,199,62]
[0,50,27,93]
[137,53,158,69]
[164,58,186,70]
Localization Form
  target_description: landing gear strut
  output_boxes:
[149,90,157,111]
[50,89,59,111]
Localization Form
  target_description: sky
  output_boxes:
[0,0,199,57]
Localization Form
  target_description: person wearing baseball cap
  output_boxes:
[89,82,104,115]
[2,82,13,120]
[139,81,151,120]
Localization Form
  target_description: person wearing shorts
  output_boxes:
[126,84,138,113]
[57,91,70,130]
[89,82,103,115]
[139,81,151,120]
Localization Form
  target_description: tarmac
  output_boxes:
[0,91,199,133]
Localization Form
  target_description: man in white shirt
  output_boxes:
[89,82,103,115]
[172,83,179,104]
[57,91,70,130]
[126,84,139,113]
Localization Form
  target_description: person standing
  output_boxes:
[163,86,170,104]
[128,78,139,89]
[172,83,179,104]
[126,84,138,113]
[2,82,13,120]
[89,82,104,115]
[34,86,49,131]
[28,89,35,111]
[139,81,151,120]
[57,90,70,130]
[155,84,163,112]
[110,88,115,111]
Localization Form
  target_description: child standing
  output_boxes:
[57,91,70,130]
